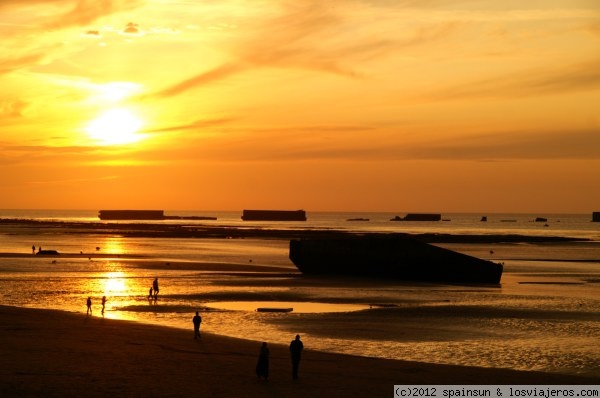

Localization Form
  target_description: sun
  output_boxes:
[85,108,145,145]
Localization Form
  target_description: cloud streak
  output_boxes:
[149,1,462,99]
[143,117,238,134]
[0,99,29,117]
[0,0,142,30]
[402,129,600,161]
[128,125,600,164]
[0,51,50,75]
[425,59,600,100]
[255,129,600,162]
[44,0,143,30]
[0,142,138,167]
[0,0,143,77]
[149,63,246,99]
[25,175,119,186]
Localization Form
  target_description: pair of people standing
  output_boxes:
[255,334,304,381]
[86,296,107,315]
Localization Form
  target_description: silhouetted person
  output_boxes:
[32,245,35,254]
[101,296,107,316]
[86,297,92,315]
[289,334,303,380]
[256,342,269,381]
[148,287,153,301]
[192,311,202,339]
[152,278,159,300]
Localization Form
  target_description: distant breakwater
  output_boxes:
[0,218,587,243]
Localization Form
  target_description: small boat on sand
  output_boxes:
[256,307,293,313]
[37,250,60,255]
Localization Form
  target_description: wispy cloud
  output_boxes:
[263,129,600,162]
[144,126,600,163]
[0,99,29,117]
[0,0,142,30]
[121,22,141,35]
[0,142,137,167]
[424,59,600,100]
[149,2,463,99]
[0,0,56,10]
[25,175,119,186]
[0,0,143,78]
[143,117,238,134]
[43,0,143,30]
[401,129,600,161]
[0,51,51,75]
[149,63,245,99]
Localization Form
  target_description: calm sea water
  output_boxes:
[0,209,599,377]
[1,209,599,239]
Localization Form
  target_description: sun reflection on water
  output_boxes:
[97,270,147,321]
[103,271,127,295]
[98,237,126,255]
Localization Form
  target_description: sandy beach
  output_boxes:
[1,306,597,398]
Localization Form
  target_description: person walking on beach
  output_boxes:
[32,245,35,254]
[256,342,270,381]
[192,311,202,339]
[86,296,92,315]
[101,296,107,316]
[289,334,304,380]
[152,278,159,300]
[148,287,153,301]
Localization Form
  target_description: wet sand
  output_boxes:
[0,306,596,398]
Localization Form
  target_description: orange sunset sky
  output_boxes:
[1,0,599,213]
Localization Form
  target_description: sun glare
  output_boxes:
[86,108,145,145]
[104,272,127,294]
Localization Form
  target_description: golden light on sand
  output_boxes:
[85,108,145,146]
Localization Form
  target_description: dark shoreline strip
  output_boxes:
[0,218,588,243]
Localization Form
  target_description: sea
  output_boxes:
[0,209,599,378]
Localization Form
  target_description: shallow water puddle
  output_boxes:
[205,301,369,313]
